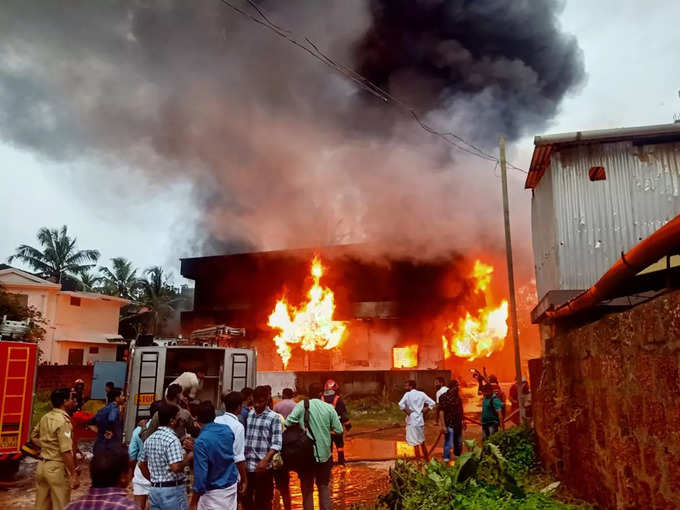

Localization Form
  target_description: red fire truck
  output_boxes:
[0,341,38,479]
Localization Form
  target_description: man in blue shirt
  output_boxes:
[88,388,124,456]
[191,401,245,510]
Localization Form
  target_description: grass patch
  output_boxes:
[346,398,405,428]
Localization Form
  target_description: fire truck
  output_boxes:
[0,340,38,480]
[124,326,256,440]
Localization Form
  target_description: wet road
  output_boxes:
[1,387,496,508]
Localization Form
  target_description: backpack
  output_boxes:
[281,400,317,472]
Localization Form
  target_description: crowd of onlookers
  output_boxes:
[31,376,351,510]
[30,373,530,510]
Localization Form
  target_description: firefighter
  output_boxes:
[31,388,79,510]
[322,379,351,465]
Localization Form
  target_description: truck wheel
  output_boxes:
[0,458,21,482]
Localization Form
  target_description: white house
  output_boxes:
[0,266,129,364]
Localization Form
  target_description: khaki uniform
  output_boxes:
[31,408,73,510]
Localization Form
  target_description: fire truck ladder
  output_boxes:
[134,351,160,425]
[0,346,30,456]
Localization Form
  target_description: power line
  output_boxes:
[218,0,529,175]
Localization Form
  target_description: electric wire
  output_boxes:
[218,0,529,174]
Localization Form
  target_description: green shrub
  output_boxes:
[486,426,538,475]
[377,429,593,510]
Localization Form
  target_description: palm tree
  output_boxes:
[77,270,102,292]
[136,266,181,335]
[98,257,139,299]
[8,226,100,284]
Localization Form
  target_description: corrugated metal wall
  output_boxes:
[532,141,680,298]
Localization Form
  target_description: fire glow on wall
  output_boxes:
[392,345,418,369]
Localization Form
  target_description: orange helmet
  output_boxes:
[324,379,339,392]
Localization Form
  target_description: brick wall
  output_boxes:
[534,290,680,509]
[36,365,94,395]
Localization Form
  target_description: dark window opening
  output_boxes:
[68,348,84,365]
[89,346,99,354]
[70,296,81,306]
[589,166,606,181]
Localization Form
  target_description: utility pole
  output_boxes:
[499,137,526,424]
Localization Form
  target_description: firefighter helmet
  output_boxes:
[324,379,339,392]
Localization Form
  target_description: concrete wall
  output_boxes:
[52,341,119,365]
[534,291,680,509]
[54,294,121,340]
[36,365,94,395]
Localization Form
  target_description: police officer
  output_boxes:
[31,388,80,510]
[322,379,351,465]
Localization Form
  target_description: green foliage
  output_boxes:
[378,429,593,510]
[32,391,52,428]
[486,426,538,475]
[8,225,99,284]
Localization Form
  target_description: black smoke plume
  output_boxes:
[0,1,584,259]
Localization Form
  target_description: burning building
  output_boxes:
[180,245,510,393]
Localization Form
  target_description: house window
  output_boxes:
[89,346,99,354]
[9,294,29,308]
[589,166,606,181]
[70,296,81,306]
[68,348,84,365]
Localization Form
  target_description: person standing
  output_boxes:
[243,386,282,510]
[273,388,296,419]
[139,402,194,510]
[129,401,162,510]
[190,401,244,510]
[214,391,247,501]
[433,377,448,428]
[322,380,351,465]
[481,384,503,439]
[509,377,531,425]
[31,388,80,510]
[239,387,254,431]
[286,382,343,510]
[141,384,198,441]
[70,379,88,412]
[398,380,435,461]
[88,388,124,455]
[438,380,465,462]
[65,445,137,510]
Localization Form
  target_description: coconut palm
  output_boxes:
[98,257,139,299]
[8,226,100,283]
[77,270,102,292]
[135,266,181,335]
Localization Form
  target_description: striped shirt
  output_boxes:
[65,488,137,510]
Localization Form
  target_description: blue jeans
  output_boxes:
[149,484,188,510]
[442,427,462,461]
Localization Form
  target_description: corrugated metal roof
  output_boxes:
[531,140,680,297]
[525,122,680,189]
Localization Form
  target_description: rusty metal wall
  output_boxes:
[532,140,680,298]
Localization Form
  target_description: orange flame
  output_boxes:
[442,261,508,360]
[268,256,347,368]
[393,345,418,369]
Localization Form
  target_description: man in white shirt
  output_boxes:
[214,391,246,474]
[398,379,435,460]
[434,377,448,427]
[169,372,204,401]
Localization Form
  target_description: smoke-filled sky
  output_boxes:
[1,0,679,284]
